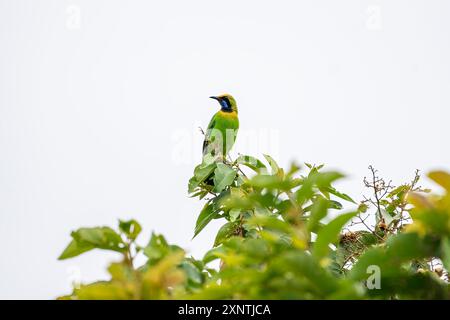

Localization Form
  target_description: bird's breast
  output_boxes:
[218,110,238,119]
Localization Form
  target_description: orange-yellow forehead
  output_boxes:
[217,94,234,99]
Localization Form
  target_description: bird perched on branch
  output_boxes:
[202,94,239,162]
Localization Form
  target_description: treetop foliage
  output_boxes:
[58,154,450,300]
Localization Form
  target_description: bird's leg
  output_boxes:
[198,126,205,136]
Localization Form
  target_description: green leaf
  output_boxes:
[248,215,293,234]
[143,232,183,265]
[441,237,450,271]
[313,211,358,261]
[349,233,441,281]
[307,197,329,232]
[193,202,218,238]
[180,259,204,287]
[286,162,301,177]
[388,185,409,198]
[58,227,126,260]
[359,231,378,246]
[188,162,217,193]
[118,219,142,241]
[321,186,356,204]
[314,171,345,188]
[229,208,241,222]
[247,175,295,190]
[108,262,135,282]
[304,200,342,215]
[73,281,133,300]
[296,171,345,205]
[75,227,124,249]
[358,203,368,213]
[348,247,387,281]
[428,171,450,191]
[214,222,239,247]
[203,246,226,264]
[58,239,95,260]
[248,175,281,188]
[213,163,237,193]
[385,232,440,263]
[263,154,280,175]
[236,155,267,173]
[329,200,343,210]
[270,251,359,298]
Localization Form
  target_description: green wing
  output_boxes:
[202,116,216,155]
[202,112,239,159]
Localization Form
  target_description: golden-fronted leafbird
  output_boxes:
[202,94,239,161]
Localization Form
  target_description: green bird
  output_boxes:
[202,94,239,162]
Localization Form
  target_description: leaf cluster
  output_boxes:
[58,155,450,299]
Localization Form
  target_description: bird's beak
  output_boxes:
[209,96,220,101]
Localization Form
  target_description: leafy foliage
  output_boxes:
[58,155,450,300]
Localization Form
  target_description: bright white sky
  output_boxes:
[1,0,449,299]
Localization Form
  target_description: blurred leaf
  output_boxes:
[407,192,434,210]
[350,233,440,281]
[59,227,125,260]
[229,208,241,222]
[180,259,204,287]
[441,237,450,271]
[313,211,358,261]
[58,239,95,260]
[213,163,236,193]
[388,185,409,198]
[386,233,440,261]
[73,281,134,300]
[409,207,449,235]
[329,200,343,210]
[314,171,345,188]
[108,262,135,282]
[321,186,356,204]
[214,222,239,247]
[296,171,345,205]
[141,251,186,299]
[307,196,329,232]
[348,247,386,281]
[286,162,301,177]
[271,251,360,298]
[203,246,226,264]
[303,198,342,211]
[247,175,295,191]
[428,171,450,191]
[188,162,216,193]
[143,233,183,265]
[119,219,142,241]
[193,202,218,238]
[236,155,267,173]
[263,154,281,175]
[248,215,292,234]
